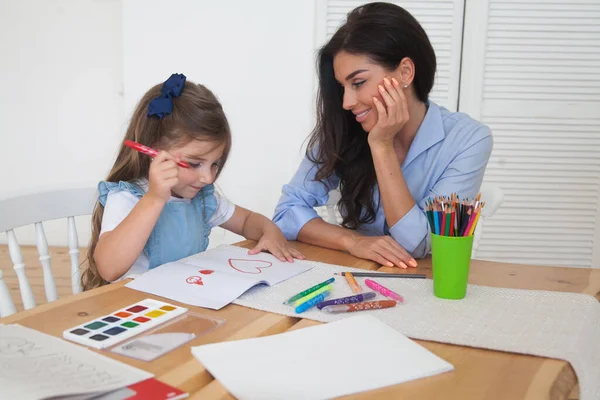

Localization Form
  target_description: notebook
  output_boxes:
[126,245,314,310]
[0,324,152,400]
[191,314,454,399]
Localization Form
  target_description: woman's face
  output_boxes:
[333,51,400,133]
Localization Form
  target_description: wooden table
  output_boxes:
[2,240,599,399]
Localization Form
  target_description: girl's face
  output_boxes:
[333,51,400,132]
[167,138,226,199]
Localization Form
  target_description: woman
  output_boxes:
[273,2,492,268]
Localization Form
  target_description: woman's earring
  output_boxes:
[403,84,408,88]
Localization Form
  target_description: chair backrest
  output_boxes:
[315,188,343,225]
[0,187,98,317]
[314,184,504,259]
[472,183,504,258]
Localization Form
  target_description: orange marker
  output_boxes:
[345,272,361,294]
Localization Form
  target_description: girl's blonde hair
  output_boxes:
[81,80,231,290]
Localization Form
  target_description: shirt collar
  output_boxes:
[402,101,445,168]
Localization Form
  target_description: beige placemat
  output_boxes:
[195,245,600,400]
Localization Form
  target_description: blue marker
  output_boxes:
[295,291,331,314]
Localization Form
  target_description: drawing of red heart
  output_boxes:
[186,276,204,286]
[198,270,214,275]
[228,259,273,274]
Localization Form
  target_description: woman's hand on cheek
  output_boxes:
[368,77,410,146]
[248,229,306,263]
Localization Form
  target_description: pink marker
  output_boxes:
[365,279,404,303]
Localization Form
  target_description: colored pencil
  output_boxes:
[334,272,426,279]
[427,193,484,237]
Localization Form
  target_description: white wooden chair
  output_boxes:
[0,187,97,317]
[316,183,504,258]
[315,188,343,225]
[472,183,504,258]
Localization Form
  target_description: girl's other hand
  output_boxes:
[248,229,306,262]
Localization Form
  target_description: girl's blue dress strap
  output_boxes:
[98,181,146,206]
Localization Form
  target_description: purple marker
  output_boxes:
[316,292,377,310]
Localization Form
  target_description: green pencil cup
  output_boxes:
[430,233,474,300]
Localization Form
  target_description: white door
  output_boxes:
[459,0,600,268]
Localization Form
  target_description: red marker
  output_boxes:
[124,140,190,168]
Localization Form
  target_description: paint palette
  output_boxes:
[62,299,188,350]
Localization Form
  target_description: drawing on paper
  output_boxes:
[228,259,273,274]
[186,276,204,286]
[0,337,36,356]
[198,270,214,275]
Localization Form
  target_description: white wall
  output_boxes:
[122,0,317,246]
[1,0,318,248]
[0,0,123,246]
[4,0,599,269]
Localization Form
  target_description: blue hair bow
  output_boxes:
[147,73,187,118]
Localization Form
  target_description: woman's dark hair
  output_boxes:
[307,2,436,229]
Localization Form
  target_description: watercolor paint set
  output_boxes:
[62,299,188,350]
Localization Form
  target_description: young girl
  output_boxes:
[82,73,304,289]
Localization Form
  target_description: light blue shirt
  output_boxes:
[273,102,493,258]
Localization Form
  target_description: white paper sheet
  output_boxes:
[0,324,152,400]
[126,246,314,310]
[191,315,454,399]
